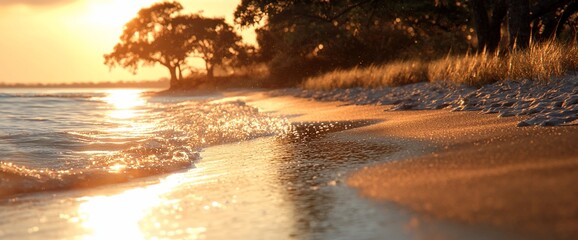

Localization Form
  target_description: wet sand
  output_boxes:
[247,93,578,239]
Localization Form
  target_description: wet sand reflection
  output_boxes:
[277,121,397,238]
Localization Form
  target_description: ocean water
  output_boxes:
[0,88,291,197]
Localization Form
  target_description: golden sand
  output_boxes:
[248,93,578,239]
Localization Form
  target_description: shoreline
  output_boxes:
[245,92,578,239]
[274,76,578,127]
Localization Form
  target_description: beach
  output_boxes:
[0,88,576,239]
[4,0,578,239]
[247,92,578,239]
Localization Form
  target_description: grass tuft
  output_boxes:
[303,41,578,89]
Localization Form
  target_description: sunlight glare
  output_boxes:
[103,90,146,110]
[77,174,205,239]
[108,163,127,173]
[103,90,147,121]
[101,89,153,139]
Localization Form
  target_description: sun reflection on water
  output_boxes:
[103,89,147,120]
[77,174,206,240]
[103,90,147,110]
[100,89,154,138]
[74,89,160,239]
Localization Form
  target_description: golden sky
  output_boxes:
[0,0,253,84]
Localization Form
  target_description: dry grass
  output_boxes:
[430,41,578,85]
[303,61,427,90]
[303,41,578,89]
[427,50,503,86]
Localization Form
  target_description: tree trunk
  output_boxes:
[488,0,507,51]
[507,0,531,49]
[177,64,183,81]
[471,0,491,52]
[205,60,214,79]
[470,0,506,52]
[168,66,178,89]
[207,66,215,79]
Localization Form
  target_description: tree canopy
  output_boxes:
[235,0,472,86]
[234,0,578,86]
[104,1,243,89]
[188,17,244,78]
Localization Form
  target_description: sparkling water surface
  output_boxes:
[0,88,291,196]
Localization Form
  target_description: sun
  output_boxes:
[84,0,160,29]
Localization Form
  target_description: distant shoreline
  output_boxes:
[0,80,169,89]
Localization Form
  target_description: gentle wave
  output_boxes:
[0,95,292,197]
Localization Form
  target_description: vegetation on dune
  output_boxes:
[430,41,578,85]
[304,41,578,90]
[303,62,427,90]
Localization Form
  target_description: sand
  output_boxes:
[246,93,578,239]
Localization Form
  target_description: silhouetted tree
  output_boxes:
[105,1,243,89]
[235,0,470,86]
[104,2,191,88]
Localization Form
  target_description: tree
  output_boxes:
[236,0,578,68]
[235,0,471,85]
[104,2,192,88]
[105,1,243,89]
[187,18,243,78]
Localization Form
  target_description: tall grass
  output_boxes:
[302,61,427,90]
[303,41,578,89]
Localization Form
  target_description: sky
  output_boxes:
[0,0,254,84]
